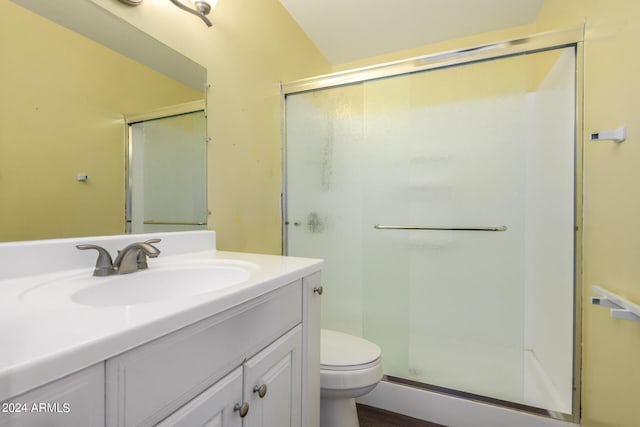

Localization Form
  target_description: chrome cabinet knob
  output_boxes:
[234,402,249,418]
[253,383,268,398]
[313,286,323,295]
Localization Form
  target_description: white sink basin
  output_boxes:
[20,262,253,307]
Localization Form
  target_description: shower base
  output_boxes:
[357,379,577,427]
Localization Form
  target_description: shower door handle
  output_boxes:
[374,225,507,232]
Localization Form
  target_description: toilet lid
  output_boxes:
[320,329,381,369]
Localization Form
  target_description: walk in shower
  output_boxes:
[283,30,582,422]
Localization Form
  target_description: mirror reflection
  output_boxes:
[128,109,208,234]
[0,0,206,242]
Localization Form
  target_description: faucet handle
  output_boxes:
[76,244,116,276]
[136,239,162,270]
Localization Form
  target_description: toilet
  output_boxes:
[320,329,383,427]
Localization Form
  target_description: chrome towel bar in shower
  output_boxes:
[373,225,508,232]
[144,220,207,226]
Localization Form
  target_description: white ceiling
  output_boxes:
[277,0,544,65]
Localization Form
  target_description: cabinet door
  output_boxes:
[156,367,243,427]
[0,364,104,427]
[243,326,302,427]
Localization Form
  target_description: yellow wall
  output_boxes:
[88,0,331,255]
[576,2,640,426]
[327,1,640,426]
[0,0,202,241]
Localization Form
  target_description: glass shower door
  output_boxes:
[285,47,576,414]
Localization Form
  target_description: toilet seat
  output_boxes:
[320,329,382,370]
[321,358,381,371]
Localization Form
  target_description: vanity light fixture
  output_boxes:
[116,0,216,27]
[169,0,216,27]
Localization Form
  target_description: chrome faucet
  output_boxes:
[75,244,116,276]
[76,239,161,276]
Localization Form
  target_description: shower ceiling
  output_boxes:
[277,0,544,65]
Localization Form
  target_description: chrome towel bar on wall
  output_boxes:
[373,225,508,232]
[591,286,640,322]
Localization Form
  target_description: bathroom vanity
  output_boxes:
[0,231,322,427]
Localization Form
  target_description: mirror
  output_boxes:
[0,0,207,242]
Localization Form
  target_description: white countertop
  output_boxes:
[0,231,322,402]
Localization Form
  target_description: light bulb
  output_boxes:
[192,0,217,15]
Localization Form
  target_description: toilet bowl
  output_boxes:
[320,329,383,427]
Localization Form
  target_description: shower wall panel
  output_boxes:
[523,48,575,413]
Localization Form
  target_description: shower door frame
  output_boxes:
[281,27,584,423]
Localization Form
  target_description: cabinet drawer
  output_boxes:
[106,281,302,427]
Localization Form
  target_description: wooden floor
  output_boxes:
[356,404,446,427]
